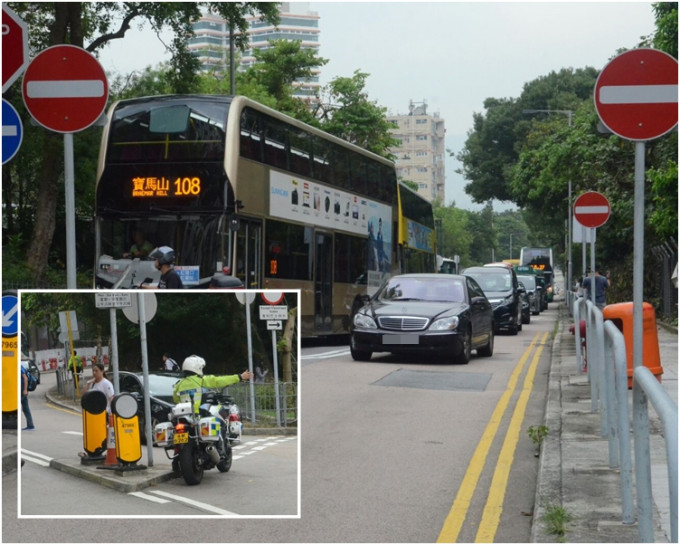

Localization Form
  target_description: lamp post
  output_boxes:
[522,109,574,297]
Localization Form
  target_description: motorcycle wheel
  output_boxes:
[217,445,232,473]
[179,442,204,485]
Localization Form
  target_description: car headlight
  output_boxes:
[503,295,514,306]
[430,316,460,331]
[353,312,377,329]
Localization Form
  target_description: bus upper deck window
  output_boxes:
[149,105,190,134]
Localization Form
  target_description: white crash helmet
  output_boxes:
[182,355,206,376]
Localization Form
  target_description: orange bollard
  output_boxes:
[102,413,118,467]
[603,301,664,389]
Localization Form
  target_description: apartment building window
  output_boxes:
[416,135,427,141]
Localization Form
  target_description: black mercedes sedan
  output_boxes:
[350,274,494,364]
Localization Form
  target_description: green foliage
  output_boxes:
[21,292,298,376]
[542,503,572,539]
[527,425,549,447]
[648,160,678,239]
[315,70,399,159]
[651,2,678,58]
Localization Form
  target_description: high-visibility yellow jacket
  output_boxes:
[172,374,241,412]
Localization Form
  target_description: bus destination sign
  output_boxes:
[131,176,202,198]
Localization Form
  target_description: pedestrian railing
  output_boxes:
[572,296,678,542]
[224,382,297,428]
[632,365,678,542]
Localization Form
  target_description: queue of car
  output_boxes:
[350,261,546,364]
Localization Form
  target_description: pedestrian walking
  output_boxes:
[20,364,35,431]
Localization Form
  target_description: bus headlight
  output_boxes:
[353,313,377,329]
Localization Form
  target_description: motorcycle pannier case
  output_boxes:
[172,402,193,417]
[199,417,221,441]
[154,422,174,447]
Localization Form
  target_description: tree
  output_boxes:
[433,200,472,265]
[5,2,279,286]
[456,67,598,205]
[242,39,327,123]
[315,70,398,158]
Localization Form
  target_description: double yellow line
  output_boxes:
[437,331,549,543]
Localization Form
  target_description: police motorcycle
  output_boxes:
[154,381,243,485]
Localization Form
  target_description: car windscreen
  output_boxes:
[377,277,466,303]
[146,374,180,401]
[517,275,536,290]
[464,271,512,293]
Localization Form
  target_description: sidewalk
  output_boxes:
[531,301,677,542]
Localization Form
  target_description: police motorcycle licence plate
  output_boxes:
[174,432,189,444]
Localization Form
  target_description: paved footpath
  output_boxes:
[532,301,677,542]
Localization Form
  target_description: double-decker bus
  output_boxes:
[397,182,436,274]
[519,246,554,299]
[94,95,433,336]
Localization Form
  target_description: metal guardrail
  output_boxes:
[633,366,678,543]
[572,295,678,542]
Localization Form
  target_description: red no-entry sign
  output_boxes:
[2,5,29,93]
[574,191,610,229]
[594,48,678,141]
[22,45,109,133]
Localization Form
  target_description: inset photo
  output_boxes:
[17,290,299,518]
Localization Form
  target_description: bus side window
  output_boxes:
[264,120,288,171]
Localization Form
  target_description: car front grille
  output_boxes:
[378,316,429,331]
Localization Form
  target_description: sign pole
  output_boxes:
[590,228,596,304]
[245,298,256,424]
[64,133,77,289]
[271,330,281,427]
[109,308,119,394]
[137,292,153,467]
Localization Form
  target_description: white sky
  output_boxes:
[97,1,657,211]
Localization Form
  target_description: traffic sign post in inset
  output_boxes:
[2,99,23,165]
[22,45,109,133]
[573,191,610,229]
[2,5,29,93]
[594,48,678,142]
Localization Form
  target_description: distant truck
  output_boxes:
[437,255,459,274]
[519,247,554,301]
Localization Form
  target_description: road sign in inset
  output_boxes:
[2,5,29,93]
[2,295,19,337]
[2,99,23,164]
[22,44,109,133]
[573,191,611,229]
[259,305,288,320]
[594,48,678,141]
[261,291,285,305]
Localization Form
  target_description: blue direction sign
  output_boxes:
[2,99,23,164]
[2,295,19,337]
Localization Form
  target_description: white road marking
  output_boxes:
[62,431,83,436]
[128,491,171,504]
[301,349,351,360]
[21,449,53,467]
[148,490,238,516]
